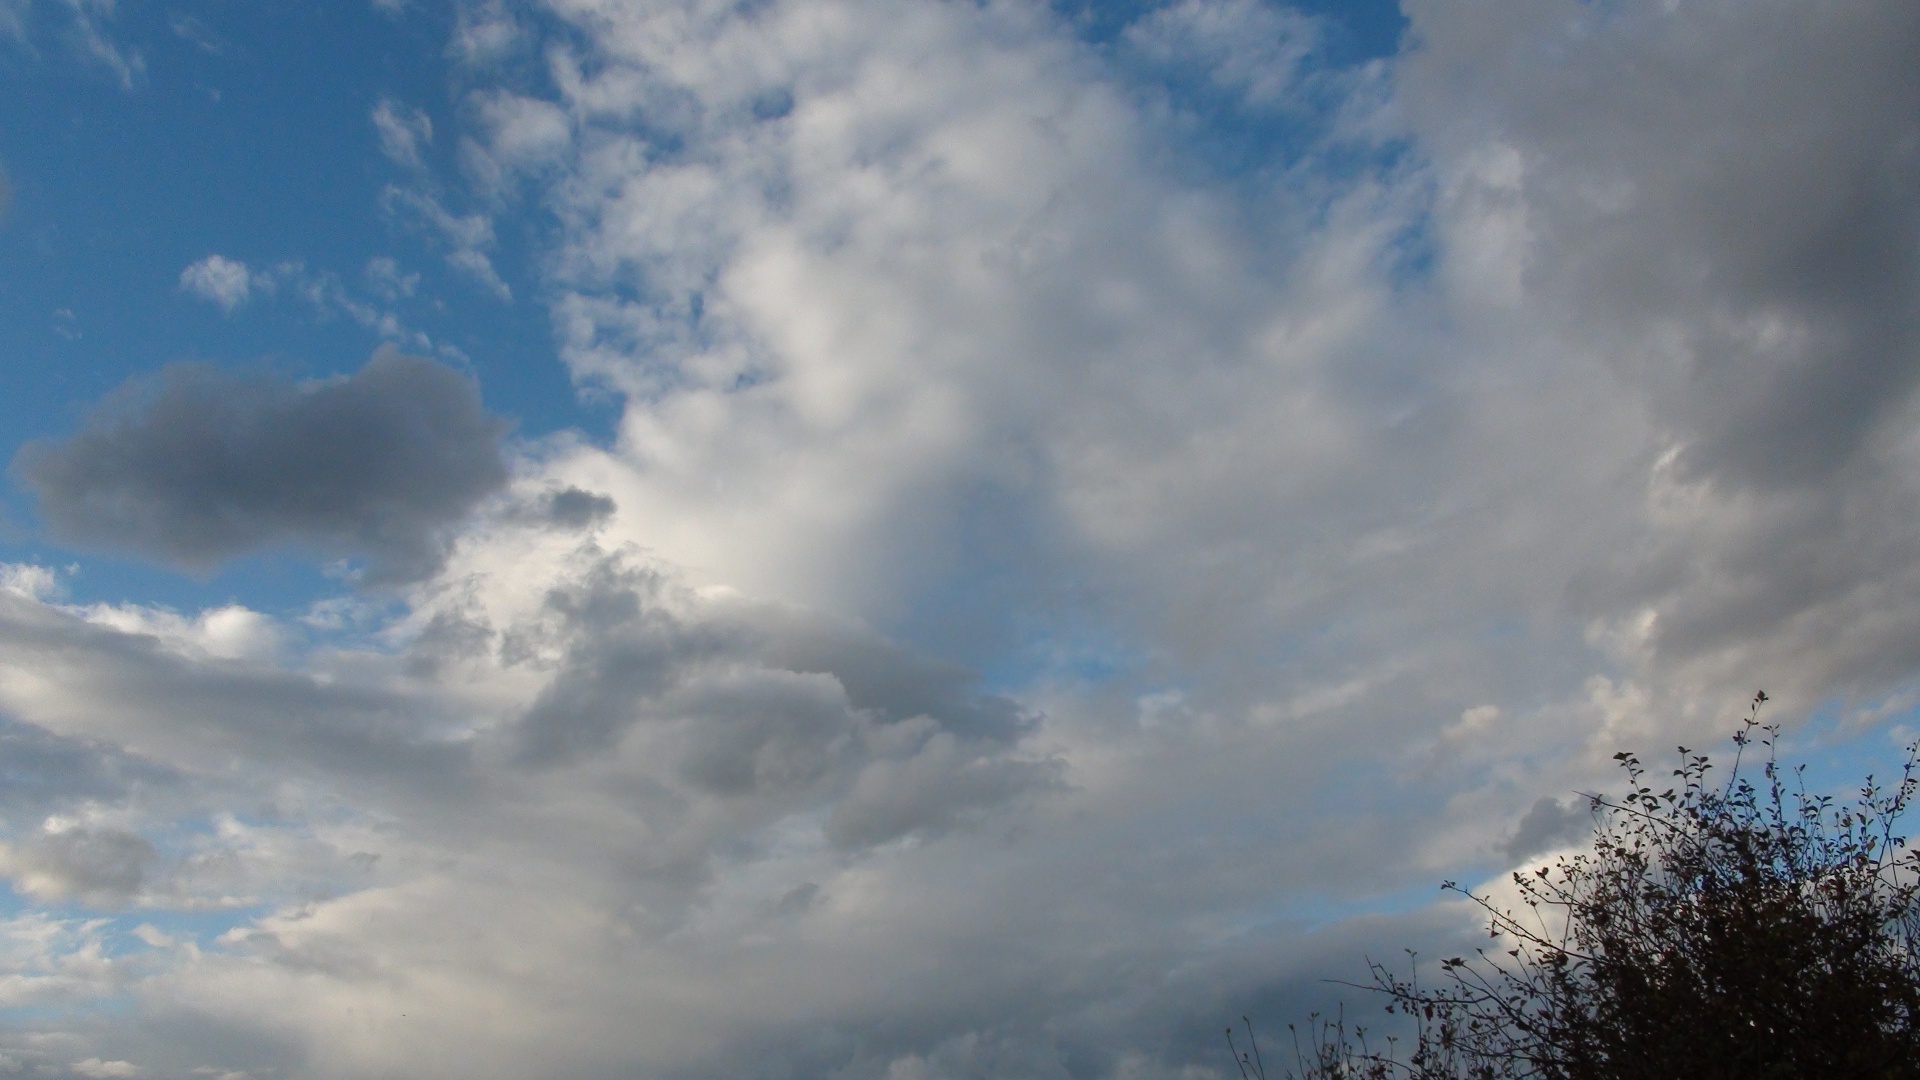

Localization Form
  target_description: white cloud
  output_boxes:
[372,96,433,169]
[362,255,419,301]
[60,0,144,89]
[70,1059,144,1079]
[462,90,571,196]
[449,0,519,66]
[177,255,259,312]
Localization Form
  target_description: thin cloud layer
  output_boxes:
[13,349,510,582]
[2,1,1919,1078]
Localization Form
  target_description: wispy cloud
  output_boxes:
[381,184,511,300]
[372,96,433,169]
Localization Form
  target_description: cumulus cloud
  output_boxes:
[12,349,509,580]
[178,255,261,312]
[0,531,1085,1076]
[462,90,571,196]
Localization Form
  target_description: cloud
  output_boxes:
[381,186,511,300]
[1124,0,1322,108]
[0,824,153,905]
[12,349,509,581]
[462,90,571,196]
[69,1060,143,1079]
[0,532,1088,1076]
[1501,796,1588,864]
[449,0,520,66]
[178,255,261,312]
[7,0,1920,1077]
[372,97,433,169]
[60,0,144,89]
[362,256,419,302]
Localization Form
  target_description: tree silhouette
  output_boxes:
[1248,694,1920,1080]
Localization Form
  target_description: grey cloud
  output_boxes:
[508,560,722,764]
[0,825,154,906]
[1405,0,1920,490]
[505,485,616,530]
[0,589,473,795]
[0,715,169,816]
[1382,0,1920,720]
[507,552,1054,841]
[825,730,1062,850]
[13,348,510,582]
[545,486,616,528]
[744,604,1034,743]
[1501,795,1588,864]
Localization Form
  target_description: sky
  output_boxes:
[0,0,1917,1077]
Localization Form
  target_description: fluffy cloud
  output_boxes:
[5,0,1920,1077]
[178,255,261,312]
[12,349,509,581]
[0,527,1082,1077]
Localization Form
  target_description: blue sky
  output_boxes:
[0,0,599,616]
[2,1,1919,1078]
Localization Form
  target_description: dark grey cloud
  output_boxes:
[0,714,172,817]
[0,588,474,795]
[1501,795,1588,865]
[0,825,154,906]
[1405,0,1920,491]
[496,548,1060,863]
[544,486,616,528]
[1394,0,1920,714]
[13,348,510,582]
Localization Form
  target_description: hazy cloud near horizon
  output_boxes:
[4,1,1920,1078]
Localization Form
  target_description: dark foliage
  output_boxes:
[1245,694,1920,1080]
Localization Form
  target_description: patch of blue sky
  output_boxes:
[0,1,611,618]
[1058,0,1407,64]
[977,604,1161,699]
[0,890,268,950]
[0,996,139,1031]
[1073,0,1411,187]
[1750,690,1920,813]
[1244,878,1454,939]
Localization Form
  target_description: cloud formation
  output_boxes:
[13,349,509,580]
[0,824,153,905]
[179,255,259,312]
[5,0,1920,1078]
[372,97,433,169]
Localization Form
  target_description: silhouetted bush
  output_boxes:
[1238,694,1920,1080]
